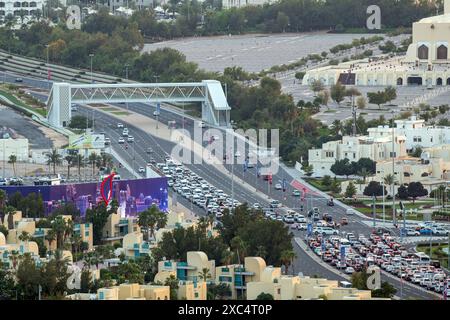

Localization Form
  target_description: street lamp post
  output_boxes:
[89,54,94,84]
[46,44,50,90]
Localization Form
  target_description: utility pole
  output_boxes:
[352,95,357,136]
[46,44,50,90]
[382,169,386,226]
[392,123,396,227]
[372,194,376,230]
[89,53,94,84]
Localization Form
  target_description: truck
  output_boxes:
[34,174,63,186]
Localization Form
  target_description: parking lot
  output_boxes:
[143,32,374,73]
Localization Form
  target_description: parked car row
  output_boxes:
[0,177,24,186]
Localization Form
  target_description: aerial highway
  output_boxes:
[0,70,442,300]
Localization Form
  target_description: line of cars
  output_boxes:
[156,157,242,218]
[401,221,449,237]
[308,230,450,296]
[0,176,24,186]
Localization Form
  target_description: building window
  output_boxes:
[277,289,281,294]
[22,2,29,7]
[30,1,37,6]
[14,2,21,7]
[418,44,429,60]
[0,3,4,7]
[437,45,448,60]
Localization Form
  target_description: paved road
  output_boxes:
[1,71,440,300]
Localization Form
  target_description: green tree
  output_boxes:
[164,274,179,300]
[255,292,274,300]
[8,154,17,176]
[330,82,346,106]
[356,96,366,109]
[345,181,357,198]
[310,79,324,94]
[321,175,332,187]
[367,91,387,109]
[45,149,62,175]
[331,159,354,178]
[406,182,428,204]
[0,268,15,300]
[138,205,167,241]
[280,249,296,275]
[64,155,74,180]
[363,181,387,200]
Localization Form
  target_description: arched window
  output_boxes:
[418,44,429,60]
[13,2,21,7]
[30,1,37,7]
[13,10,21,16]
[437,45,448,60]
[437,78,443,85]
[22,2,29,7]
[397,78,403,85]
[0,10,5,15]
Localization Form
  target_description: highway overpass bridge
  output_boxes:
[47,81,231,128]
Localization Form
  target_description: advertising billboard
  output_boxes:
[0,177,168,217]
[68,133,105,150]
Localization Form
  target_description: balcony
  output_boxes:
[234,267,254,276]
[176,262,197,270]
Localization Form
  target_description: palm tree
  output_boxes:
[100,153,114,169]
[255,245,267,259]
[18,231,32,242]
[221,249,233,266]
[8,154,17,176]
[64,155,74,180]
[384,173,396,197]
[73,154,86,180]
[138,205,167,241]
[383,173,395,186]
[11,250,19,269]
[198,267,211,283]
[357,167,370,184]
[0,190,6,221]
[197,216,208,234]
[5,205,16,230]
[52,215,68,250]
[331,119,342,136]
[230,236,247,265]
[88,152,101,177]
[280,250,297,275]
[45,149,62,175]
[46,229,56,252]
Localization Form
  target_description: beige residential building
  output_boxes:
[95,283,170,300]
[102,212,140,244]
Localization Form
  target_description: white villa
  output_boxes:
[308,134,406,177]
[368,116,450,151]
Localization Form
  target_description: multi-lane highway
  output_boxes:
[1,70,441,299]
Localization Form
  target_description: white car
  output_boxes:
[275,183,282,190]
[127,136,134,142]
[346,209,356,215]
[153,110,160,116]
[122,128,129,136]
[118,137,125,144]
[234,151,241,157]
[345,267,355,274]
[252,203,262,210]
[117,123,124,128]
[138,167,145,173]
[198,121,206,128]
